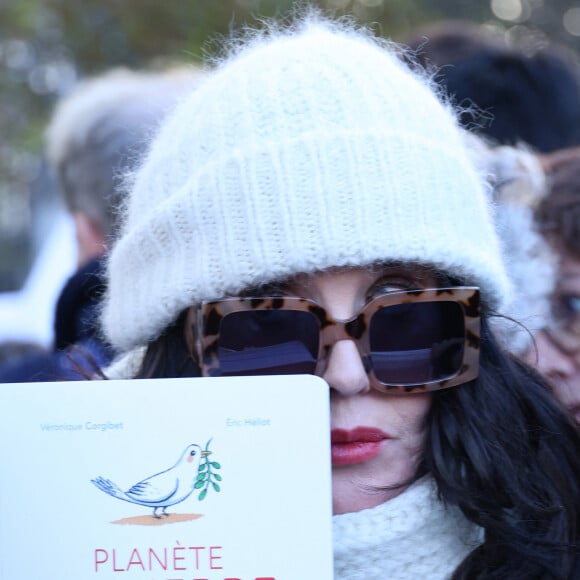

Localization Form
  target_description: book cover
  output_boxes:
[0,375,333,579]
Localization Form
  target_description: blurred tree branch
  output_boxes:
[0,0,578,290]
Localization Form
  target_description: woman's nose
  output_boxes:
[533,331,576,382]
[543,355,576,384]
[322,340,371,396]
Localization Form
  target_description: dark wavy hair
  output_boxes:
[132,310,579,578]
[427,316,580,579]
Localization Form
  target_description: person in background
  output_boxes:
[0,66,202,382]
[465,136,557,357]
[523,147,580,425]
[405,20,580,153]
[0,340,46,365]
[406,20,580,427]
[101,15,580,578]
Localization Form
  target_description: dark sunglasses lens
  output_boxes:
[217,310,319,376]
[370,301,465,385]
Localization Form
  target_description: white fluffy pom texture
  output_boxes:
[467,140,557,355]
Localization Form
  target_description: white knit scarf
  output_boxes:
[333,475,483,580]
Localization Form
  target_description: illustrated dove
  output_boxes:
[91,443,211,517]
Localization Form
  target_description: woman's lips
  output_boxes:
[331,427,391,465]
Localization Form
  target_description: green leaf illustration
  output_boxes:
[196,438,223,500]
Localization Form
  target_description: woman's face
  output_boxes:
[285,266,434,515]
[527,251,580,425]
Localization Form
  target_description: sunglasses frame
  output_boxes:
[185,287,480,394]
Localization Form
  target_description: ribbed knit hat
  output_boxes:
[102,17,511,352]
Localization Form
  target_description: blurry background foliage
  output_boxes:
[1,0,579,291]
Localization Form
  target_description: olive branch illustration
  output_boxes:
[195,438,222,501]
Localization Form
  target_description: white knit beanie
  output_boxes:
[102,17,511,352]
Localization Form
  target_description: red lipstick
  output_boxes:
[331,427,390,465]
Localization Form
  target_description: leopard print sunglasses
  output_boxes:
[184,287,480,394]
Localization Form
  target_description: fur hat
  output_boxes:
[102,17,511,352]
[467,138,556,354]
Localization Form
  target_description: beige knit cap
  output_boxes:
[102,18,511,352]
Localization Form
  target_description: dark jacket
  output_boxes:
[0,258,114,382]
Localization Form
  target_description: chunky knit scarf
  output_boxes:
[333,475,483,580]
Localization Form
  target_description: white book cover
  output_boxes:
[0,375,333,579]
